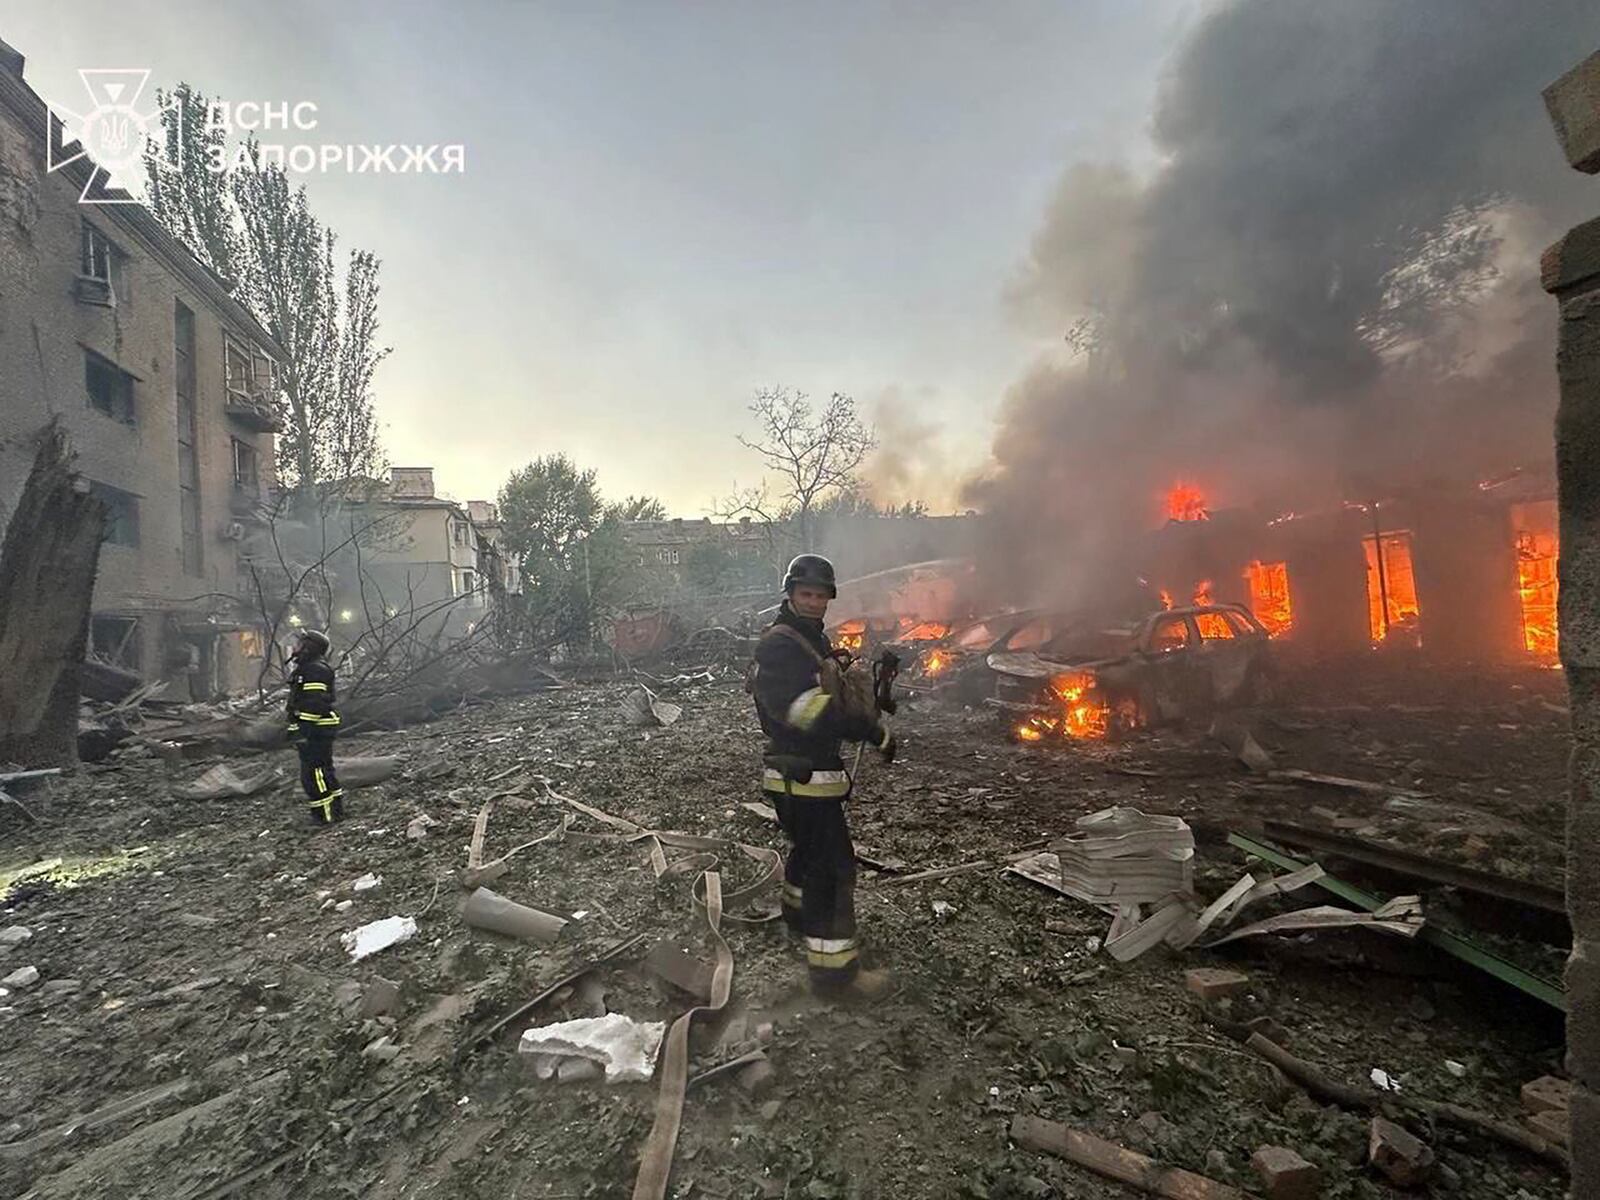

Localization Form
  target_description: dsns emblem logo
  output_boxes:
[46,69,182,204]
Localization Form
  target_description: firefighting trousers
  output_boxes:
[297,736,344,824]
[773,791,859,984]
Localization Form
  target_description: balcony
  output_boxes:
[224,387,283,433]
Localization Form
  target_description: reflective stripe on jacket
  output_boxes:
[287,657,340,733]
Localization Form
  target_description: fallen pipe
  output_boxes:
[462,887,567,944]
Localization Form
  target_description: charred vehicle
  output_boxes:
[978,604,1275,740]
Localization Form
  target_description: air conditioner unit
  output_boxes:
[220,521,246,541]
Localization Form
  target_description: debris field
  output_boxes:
[0,660,1574,1199]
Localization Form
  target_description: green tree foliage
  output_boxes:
[144,84,388,495]
[497,456,660,645]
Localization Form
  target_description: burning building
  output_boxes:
[1139,475,1559,667]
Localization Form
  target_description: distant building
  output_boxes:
[323,467,508,644]
[622,517,773,594]
[0,39,284,697]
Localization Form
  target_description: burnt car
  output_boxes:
[981,603,1275,733]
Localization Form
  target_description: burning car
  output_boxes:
[980,603,1275,741]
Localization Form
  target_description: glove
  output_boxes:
[875,724,897,764]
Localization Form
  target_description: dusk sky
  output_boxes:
[6,2,1195,512]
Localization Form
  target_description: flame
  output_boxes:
[1192,579,1214,606]
[1363,532,1421,644]
[1513,502,1558,659]
[1015,672,1111,742]
[834,618,866,652]
[899,620,952,642]
[1159,589,1174,611]
[923,649,950,675]
[1245,561,1293,636]
[1165,482,1210,523]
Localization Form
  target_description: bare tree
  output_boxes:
[736,388,875,551]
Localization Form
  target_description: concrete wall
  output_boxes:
[0,84,278,695]
[1546,210,1600,1196]
[1542,48,1600,1189]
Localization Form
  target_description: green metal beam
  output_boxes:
[1228,832,1566,1012]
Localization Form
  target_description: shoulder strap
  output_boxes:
[759,623,827,666]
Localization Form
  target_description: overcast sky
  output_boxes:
[6,1,1194,512]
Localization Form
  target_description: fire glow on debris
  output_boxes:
[1164,481,1210,523]
[922,649,950,676]
[1014,671,1109,742]
[899,620,951,642]
[834,619,866,652]
[1246,561,1293,636]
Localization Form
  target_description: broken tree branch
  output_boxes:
[1239,1033,1569,1171]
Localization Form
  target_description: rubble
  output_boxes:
[517,1013,667,1083]
[1011,1114,1248,1198]
[339,916,417,961]
[1368,1116,1435,1188]
[0,669,1575,1198]
[1184,968,1251,1002]
[461,887,567,944]
[1523,1075,1573,1115]
[1250,1145,1321,1200]
[0,966,40,992]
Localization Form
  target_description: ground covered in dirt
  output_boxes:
[0,659,1573,1199]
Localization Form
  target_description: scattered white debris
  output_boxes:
[405,814,438,841]
[518,1013,666,1083]
[931,900,957,919]
[0,926,33,949]
[335,900,354,913]
[352,873,382,893]
[1445,1060,1467,1078]
[1371,1068,1402,1092]
[341,916,418,961]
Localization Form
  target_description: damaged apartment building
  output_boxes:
[0,39,283,698]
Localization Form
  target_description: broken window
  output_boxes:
[232,437,259,490]
[89,482,140,547]
[240,629,265,659]
[85,350,135,423]
[81,221,113,280]
[1511,501,1558,659]
[1363,531,1421,643]
[1245,560,1293,636]
[1005,617,1055,651]
[1150,616,1191,653]
[1195,611,1236,639]
[225,337,257,399]
[91,615,142,671]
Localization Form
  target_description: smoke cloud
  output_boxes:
[969,0,1600,608]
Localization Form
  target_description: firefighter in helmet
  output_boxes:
[751,554,896,1000]
[286,628,344,825]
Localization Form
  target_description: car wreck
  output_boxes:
[975,603,1275,740]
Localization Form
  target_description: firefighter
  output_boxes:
[286,628,344,825]
[751,554,897,1000]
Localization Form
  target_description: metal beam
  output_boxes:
[1228,832,1566,1012]
[1260,820,1567,916]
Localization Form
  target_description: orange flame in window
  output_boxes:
[1165,482,1210,523]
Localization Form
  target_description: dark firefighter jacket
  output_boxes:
[752,603,886,798]
[286,657,341,738]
